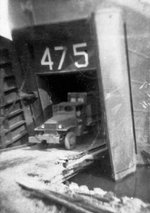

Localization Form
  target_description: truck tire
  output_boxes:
[40,140,48,148]
[64,132,76,150]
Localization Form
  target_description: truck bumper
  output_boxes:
[28,134,60,144]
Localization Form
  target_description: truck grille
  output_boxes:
[44,123,57,129]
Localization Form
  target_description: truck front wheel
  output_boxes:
[64,132,76,150]
[40,140,48,149]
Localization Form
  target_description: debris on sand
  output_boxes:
[17,179,150,213]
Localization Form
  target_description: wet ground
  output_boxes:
[0,143,150,213]
[71,160,150,203]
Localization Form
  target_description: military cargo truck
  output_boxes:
[29,92,100,149]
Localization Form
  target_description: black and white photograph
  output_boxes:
[0,0,150,212]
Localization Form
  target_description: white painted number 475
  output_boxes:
[40,42,89,70]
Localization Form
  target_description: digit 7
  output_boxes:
[54,46,67,70]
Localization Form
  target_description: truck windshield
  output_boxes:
[57,105,73,112]
[64,106,73,112]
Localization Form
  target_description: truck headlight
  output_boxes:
[41,124,44,128]
[58,124,62,129]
